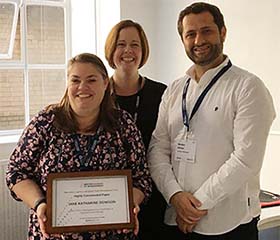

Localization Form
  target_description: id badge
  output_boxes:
[174,135,196,163]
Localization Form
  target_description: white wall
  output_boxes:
[71,0,120,75]
[95,0,120,73]
[71,0,96,56]
[120,0,280,193]
[120,0,158,80]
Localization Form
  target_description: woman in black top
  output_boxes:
[105,20,167,240]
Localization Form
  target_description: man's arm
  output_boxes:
[148,87,183,202]
[194,76,276,210]
[148,86,207,228]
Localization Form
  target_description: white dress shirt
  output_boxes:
[148,57,276,234]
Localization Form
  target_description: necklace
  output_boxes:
[112,75,143,122]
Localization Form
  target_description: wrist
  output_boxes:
[133,188,144,205]
[170,191,183,205]
[33,197,46,213]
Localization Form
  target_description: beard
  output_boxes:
[186,41,224,66]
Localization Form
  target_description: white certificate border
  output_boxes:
[52,175,129,227]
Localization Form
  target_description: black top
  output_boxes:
[115,77,167,239]
[115,77,167,150]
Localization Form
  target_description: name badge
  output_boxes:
[174,138,196,163]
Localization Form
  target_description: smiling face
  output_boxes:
[112,26,142,74]
[67,62,108,120]
[182,11,226,67]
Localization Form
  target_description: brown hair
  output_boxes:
[49,53,119,133]
[177,2,225,39]
[105,19,149,69]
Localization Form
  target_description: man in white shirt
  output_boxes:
[148,2,276,240]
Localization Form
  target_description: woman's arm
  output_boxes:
[12,179,50,238]
[12,179,45,209]
[6,110,52,238]
[6,110,48,199]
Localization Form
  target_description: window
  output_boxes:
[0,0,70,135]
[0,0,19,59]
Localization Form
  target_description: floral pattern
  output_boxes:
[6,108,152,240]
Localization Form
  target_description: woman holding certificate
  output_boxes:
[6,53,152,240]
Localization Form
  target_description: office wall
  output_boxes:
[120,0,280,193]
[120,0,158,80]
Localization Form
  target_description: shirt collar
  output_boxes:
[186,56,230,86]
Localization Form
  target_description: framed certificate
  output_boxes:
[46,170,134,234]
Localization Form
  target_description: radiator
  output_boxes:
[0,160,29,240]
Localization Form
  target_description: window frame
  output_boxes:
[0,0,20,59]
[0,0,71,140]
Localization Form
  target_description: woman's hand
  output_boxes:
[117,205,141,235]
[132,187,144,235]
[117,187,144,235]
[36,202,50,239]
[36,203,61,239]
[133,204,140,235]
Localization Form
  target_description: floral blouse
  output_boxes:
[6,108,152,240]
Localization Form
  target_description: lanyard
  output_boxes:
[74,128,101,170]
[182,60,232,131]
[112,75,143,122]
[133,94,141,122]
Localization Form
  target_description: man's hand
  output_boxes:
[176,215,196,234]
[170,191,207,229]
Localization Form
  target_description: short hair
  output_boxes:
[50,53,119,133]
[177,2,225,38]
[105,19,149,69]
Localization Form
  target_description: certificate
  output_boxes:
[46,170,134,233]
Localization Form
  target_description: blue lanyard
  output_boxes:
[74,128,101,170]
[113,76,143,122]
[182,60,232,131]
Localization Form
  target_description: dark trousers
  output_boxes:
[137,182,167,240]
[162,217,259,240]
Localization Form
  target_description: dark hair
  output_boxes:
[49,53,119,133]
[177,2,225,38]
[105,19,149,69]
